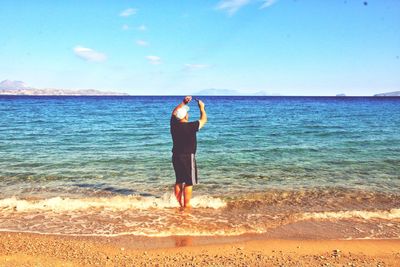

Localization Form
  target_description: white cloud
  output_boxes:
[216,0,251,16]
[120,8,137,17]
[136,40,149,46]
[260,0,277,9]
[73,46,107,62]
[137,25,147,31]
[216,0,277,15]
[122,24,130,30]
[184,64,210,71]
[146,56,161,65]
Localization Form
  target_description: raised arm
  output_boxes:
[172,96,192,116]
[198,100,207,129]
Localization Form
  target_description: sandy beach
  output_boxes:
[0,232,399,266]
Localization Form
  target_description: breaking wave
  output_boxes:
[0,193,226,212]
[301,209,400,221]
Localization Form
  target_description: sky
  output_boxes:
[0,0,399,96]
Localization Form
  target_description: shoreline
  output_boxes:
[1,94,400,97]
[1,232,399,266]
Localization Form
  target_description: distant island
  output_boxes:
[194,89,238,96]
[195,89,400,97]
[194,88,274,96]
[374,91,400,97]
[0,80,128,96]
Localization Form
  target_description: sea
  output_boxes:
[0,95,399,239]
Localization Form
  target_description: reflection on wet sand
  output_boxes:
[174,236,193,247]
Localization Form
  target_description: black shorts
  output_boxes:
[172,153,198,185]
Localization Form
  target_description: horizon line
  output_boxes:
[1,94,399,98]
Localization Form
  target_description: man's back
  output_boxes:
[170,118,199,154]
[170,96,207,209]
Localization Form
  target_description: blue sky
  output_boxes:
[0,0,399,96]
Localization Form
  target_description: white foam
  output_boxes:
[0,193,226,212]
[0,228,254,237]
[301,209,400,221]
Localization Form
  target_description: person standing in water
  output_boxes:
[170,96,207,208]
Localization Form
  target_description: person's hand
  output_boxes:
[198,100,205,109]
[183,96,192,104]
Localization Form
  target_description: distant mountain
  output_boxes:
[194,88,274,96]
[0,80,128,96]
[0,80,31,90]
[336,93,346,97]
[253,91,270,96]
[374,91,400,97]
[194,89,240,96]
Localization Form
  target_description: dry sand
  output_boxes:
[0,232,399,266]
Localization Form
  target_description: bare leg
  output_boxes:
[174,183,183,207]
[183,185,193,208]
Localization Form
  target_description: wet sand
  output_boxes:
[0,232,399,266]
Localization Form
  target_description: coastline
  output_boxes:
[1,232,399,266]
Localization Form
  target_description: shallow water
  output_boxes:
[0,96,399,238]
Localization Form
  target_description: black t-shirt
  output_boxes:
[170,116,200,154]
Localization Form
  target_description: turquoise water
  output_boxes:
[0,96,399,237]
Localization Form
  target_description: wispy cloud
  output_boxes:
[260,0,277,9]
[146,56,161,65]
[120,8,137,17]
[122,24,130,30]
[216,0,277,15]
[136,40,148,47]
[137,25,147,31]
[73,46,107,62]
[216,0,251,16]
[184,64,210,71]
